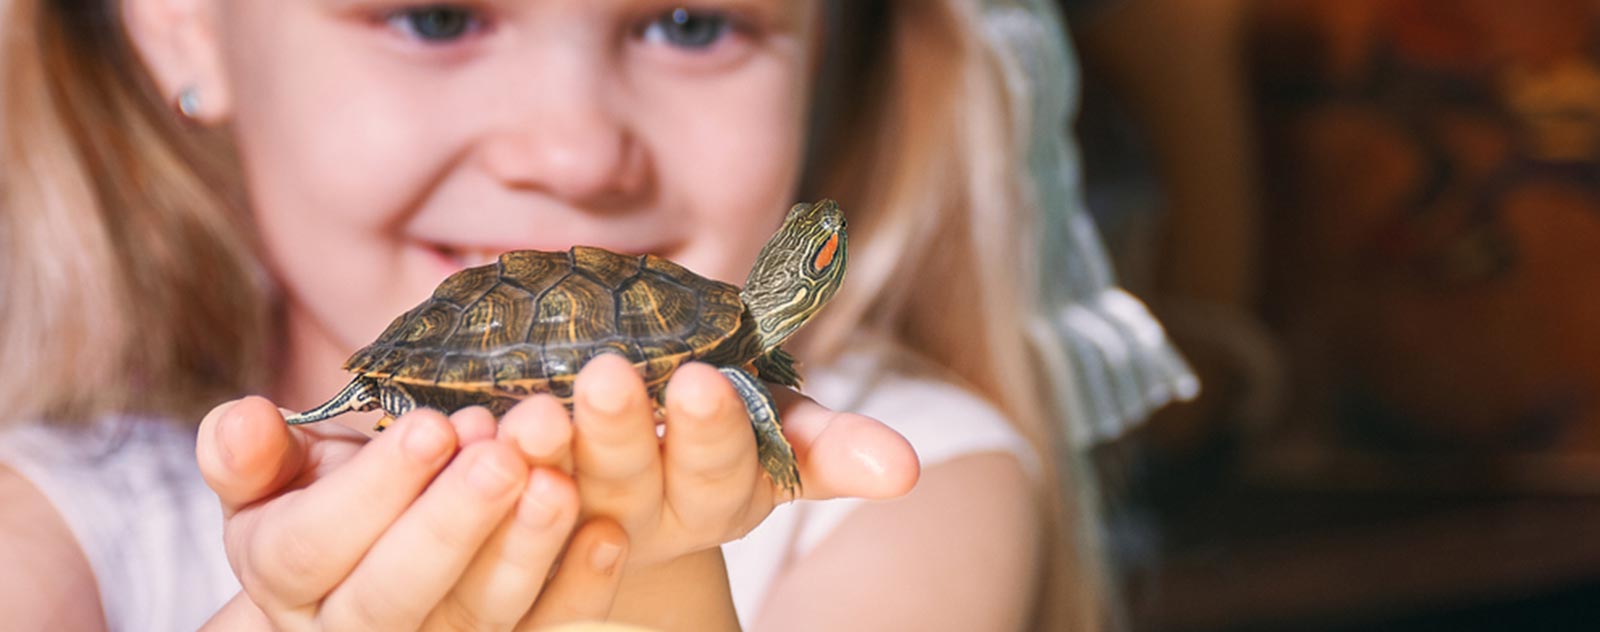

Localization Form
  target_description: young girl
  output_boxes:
[0,0,1190,629]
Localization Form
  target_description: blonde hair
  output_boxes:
[0,0,271,425]
[1,0,1099,626]
[799,1,1103,628]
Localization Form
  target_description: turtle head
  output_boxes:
[741,199,848,352]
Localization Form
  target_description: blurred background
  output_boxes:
[1061,0,1600,629]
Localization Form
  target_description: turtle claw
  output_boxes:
[759,440,802,499]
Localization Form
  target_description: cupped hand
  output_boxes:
[196,396,627,631]
[567,354,920,569]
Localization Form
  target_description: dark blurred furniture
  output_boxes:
[1115,465,1600,631]
[1067,0,1600,629]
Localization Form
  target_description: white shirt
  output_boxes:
[0,347,1037,631]
[722,345,1040,628]
[0,416,235,631]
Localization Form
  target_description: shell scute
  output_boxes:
[437,352,490,385]
[572,246,642,290]
[392,348,446,383]
[396,302,462,348]
[498,250,568,293]
[641,254,702,287]
[618,275,698,341]
[344,344,400,374]
[489,346,541,390]
[448,282,535,353]
[432,263,500,303]
[528,273,616,349]
[539,345,586,378]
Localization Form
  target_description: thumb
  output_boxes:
[775,395,920,502]
[196,396,307,517]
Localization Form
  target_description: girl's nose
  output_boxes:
[476,82,646,205]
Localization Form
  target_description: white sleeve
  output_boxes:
[789,368,1042,556]
[723,347,1042,627]
[0,419,238,632]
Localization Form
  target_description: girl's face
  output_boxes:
[211,1,819,363]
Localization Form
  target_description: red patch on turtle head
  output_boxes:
[812,234,839,272]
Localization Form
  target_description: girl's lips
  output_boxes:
[430,243,502,269]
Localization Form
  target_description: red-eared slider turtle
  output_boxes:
[284,200,848,493]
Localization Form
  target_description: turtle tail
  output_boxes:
[284,377,380,425]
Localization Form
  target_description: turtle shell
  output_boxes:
[343,247,747,399]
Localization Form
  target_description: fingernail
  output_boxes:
[590,539,623,575]
[513,399,571,462]
[403,418,452,463]
[515,473,562,529]
[682,382,723,419]
[585,382,629,416]
[467,451,518,497]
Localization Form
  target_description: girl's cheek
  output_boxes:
[235,78,447,232]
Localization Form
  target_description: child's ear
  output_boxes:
[121,0,231,123]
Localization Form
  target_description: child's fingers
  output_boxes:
[770,390,921,502]
[517,518,629,630]
[197,396,307,518]
[660,363,762,535]
[571,354,663,518]
[429,467,581,630]
[451,406,501,446]
[499,394,574,471]
[234,410,457,609]
[321,441,529,630]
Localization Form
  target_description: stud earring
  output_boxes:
[176,86,201,119]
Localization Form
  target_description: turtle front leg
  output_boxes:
[752,347,804,389]
[717,367,801,496]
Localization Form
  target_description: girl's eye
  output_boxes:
[388,5,480,43]
[641,8,731,50]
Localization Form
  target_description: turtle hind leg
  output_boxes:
[717,367,801,496]
[370,382,420,433]
[284,377,381,425]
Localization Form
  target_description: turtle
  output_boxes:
[283,199,848,493]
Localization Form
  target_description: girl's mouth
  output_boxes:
[429,243,502,269]
[424,240,679,273]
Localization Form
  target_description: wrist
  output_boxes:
[610,548,740,632]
